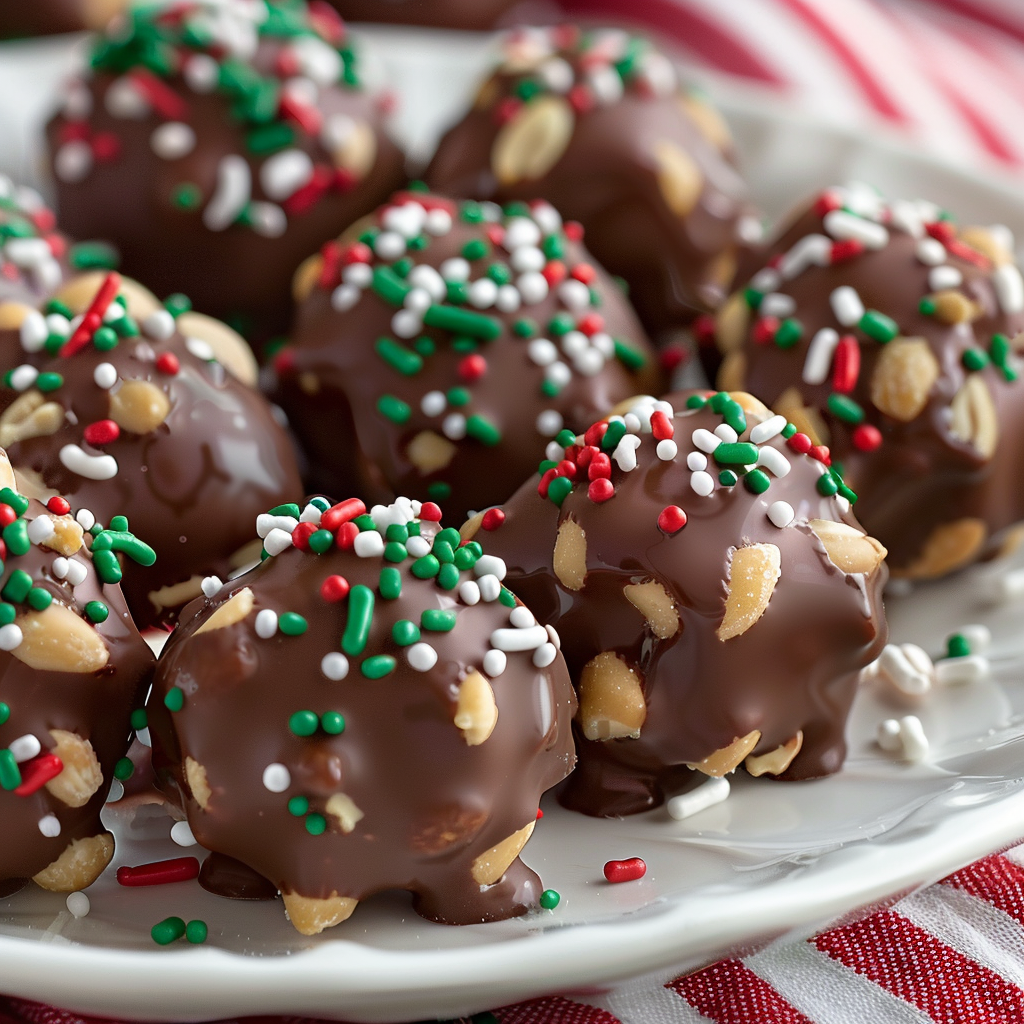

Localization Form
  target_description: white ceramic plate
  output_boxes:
[5,34,1024,1024]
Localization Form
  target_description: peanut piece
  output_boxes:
[653,139,704,217]
[809,519,887,575]
[680,93,733,149]
[32,833,114,892]
[335,121,377,180]
[407,430,457,474]
[57,273,159,320]
[870,337,939,422]
[454,669,499,746]
[149,575,205,613]
[298,372,320,396]
[578,651,646,741]
[471,821,535,885]
[718,544,781,641]
[894,518,987,580]
[195,587,254,635]
[707,248,739,291]
[930,289,981,325]
[0,301,33,330]
[716,351,746,393]
[624,580,679,639]
[13,467,57,503]
[176,312,258,387]
[13,604,109,673]
[230,539,265,571]
[687,730,761,777]
[774,387,829,445]
[460,511,485,543]
[960,226,1013,266]
[282,892,358,936]
[45,730,102,808]
[109,379,171,434]
[553,518,587,591]
[325,793,364,834]
[715,291,749,354]
[0,391,65,447]
[729,391,772,426]
[492,96,574,186]
[293,253,324,304]
[0,448,15,492]
[950,374,999,458]
[745,731,803,777]
[82,0,128,30]
[185,757,211,810]
[40,514,84,556]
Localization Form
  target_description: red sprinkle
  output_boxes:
[155,352,180,375]
[813,190,843,217]
[603,857,647,883]
[587,452,611,481]
[283,165,333,216]
[481,508,505,531]
[62,272,121,357]
[947,239,991,269]
[116,857,200,888]
[542,260,567,285]
[320,575,351,602]
[657,506,687,534]
[335,521,359,550]
[925,220,956,245]
[342,242,373,265]
[786,432,812,454]
[576,312,604,336]
[272,348,295,376]
[556,459,577,480]
[852,423,883,452]
[14,754,63,796]
[291,521,317,551]
[0,504,16,528]
[693,314,717,348]
[308,0,345,43]
[832,335,861,394]
[651,411,674,441]
[46,496,70,516]
[660,345,687,372]
[83,420,120,447]
[494,97,523,125]
[830,239,865,264]
[128,69,188,121]
[753,316,780,346]
[808,445,832,465]
[458,354,487,382]
[279,93,322,136]
[321,498,367,532]
[537,468,558,498]
[588,478,615,503]
[485,224,505,248]
[45,233,67,258]
[571,263,596,284]
[317,240,343,290]
[91,132,121,162]
[584,421,608,447]
[575,445,597,469]
[536,807,544,819]
[563,221,585,242]
[569,84,595,114]
[59,122,90,143]
[419,502,443,522]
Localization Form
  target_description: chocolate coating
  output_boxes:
[0,277,302,630]
[718,186,1024,577]
[0,0,124,38]
[274,190,663,521]
[483,391,887,816]
[326,0,518,30]
[426,26,753,337]
[47,0,405,344]
[148,496,575,930]
[1,495,154,886]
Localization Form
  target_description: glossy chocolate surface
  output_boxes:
[426,26,752,336]
[326,0,517,30]
[719,186,1024,576]
[149,497,576,925]
[484,392,888,816]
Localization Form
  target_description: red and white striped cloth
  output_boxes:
[559,0,1024,175]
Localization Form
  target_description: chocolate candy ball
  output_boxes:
[0,473,154,894]
[325,0,518,30]
[47,0,405,343]
[716,185,1024,578]
[0,0,124,38]
[148,496,576,933]
[482,391,888,817]
[426,26,754,337]
[0,272,302,630]
[274,190,663,521]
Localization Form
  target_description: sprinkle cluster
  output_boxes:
[55,0,372,236]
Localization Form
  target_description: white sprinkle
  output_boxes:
[468,278,498,309]
[535,409,564,437]
[418,390,444,417]
[391,309,422,338]
[517,272,549,305]
[559,279,591,311]
[38,814,61,838]
[404,287,431,314]
[686,451,708,472]
[66,892,91,919]
[91,362,118,390]
[760,293,796,318]
[256,514,298,538]
[878,644,932,696]
[425,209,452,236]
[254,608,278,639]
[691,429,721,453]
[889,199,925,238]
[54,141,93,183]
[510,605,536,629]
[929,265,962,291]
[382,201,426,239]
[767,500,795,528]
[778,234,832,279]
[140,309,175,342]
[6,237,51,268]
[691,471,715,496]
[667,776,730,820]
[511,246,545,273]
[574,349,605,377]
[802,328,841,386]
[52,557,69,579]
[994,263,1024,315]
[545,441,564,463]
[20,311,48,353]
[443,413,467,440]
[262,763,291,793]
[560,330,587,358]
[354,531,385,558]
[343,263,372,289]
[959,624,992,651]
[59,445,118,481]
[491,624,548,652]
[459,580,481,606]
[749,267,781,293]
[546,361,571,388]
[171,821,197,847]
[201,575,223,599]
[713,423,738,444]
[538,56,573,92]
[915,237,947,265]
[750,414,788,444]
[990,224,1015,252]
[300,503,322,525]
[830,286,865,327]
[878,715,929,762]
[65,561,88,587]
[483,648,507,677]
[876,718,902,752]
[533,642,558,668]
[737,215,765,245]
[26,516,55,550]
[44,313,70,339]
[150,122,196,160]
[440,257,470,282]
[184,53,219,92]
[263,528,293,557]
[374,231,406,261]
[591,332,614,358]
[656,439,678,461]
[9,734,40,762]
[990,567,1024,603]
[105,778,124,803]
[475,555,507,581]
[408,264,446,301]
[203,155,251,231]
[76,508,96,531]
[330,283,361,312]
[406,535,431,558]
[495,284,521,312]
[185,337,212,364]
[478,574,501,602]
[531,201,562,234]
[248,202,286,239]
[320,652,349,681]
[824,209,889,249]
[546,624,561,650]
[408,642,438,672]
[504,217,542,250]
[527,338,557,367]
[936,654,989,686]
[756,446,791,478]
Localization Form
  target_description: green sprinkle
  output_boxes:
[2,569,32,603]
[447,387,470,407]
[0,488,28,517]
[171,182,203,210]
[548,476,573,506]
[454,547,477,571]
[781,423,797,439]
[487,262,512,285]
[288,796,309,816]
[2,520,28,558]
[27,587,51,611]
[289,710,319,737]
[91,530,157,567]
[310,497,331,512]
[947,633,971,659]
[513,318,536,338]
[422,305,501,340]
[279,612,307,636]
[164,293,191,318]
[342,585,374,656]
[816,473,839,497]
[774,318,803,349]
[437,562,460,590]
[718,470,738,486]
[421,609,457,632]
[353,514,375,532]
[379,566,402,599]
[372,266,412,307]
[0,702,8,727]
[613,339,646,371]
[308,529,334,554]
[361,654,396,679]
[602,420,627,452]
[0,604,14,626]
[919,297,937,316]
[109,514,128,533]
[963,347,989,372]
[860,310,899,343]
[246,121,294,154]
[432,540,455,564]
[377,394,411,424]
[84,600,108,623]
[713,442,758,466]
[93,548,122,585]
[826,393,865,424]
[386,523,409,543]
[114,757,134,781]
[392,620,420,646]
[92,326,118,351]
[268,503,300,519]
[68,241,119,271]
[151,917,186,946]
[130,708,147,731]
[412,554,441,579]
[305,813,327,836]
[744,469,771,494]
[686,394,708,410]
[499,587,516,608]
[539,889,561,910]
[164,687,184,713]
[427,481,452,501]
[446,281,469,305]
[413,336,435,356]
[460,201,484,223]
[541,379,560,398]
[44,299,73,319]
[548,312,575,337]
[464,541,483,558]
[185,920,208,945]
[34,371,63,393]
[721,399,747,435]
[743,287,763,309]
[321,711,345,735]
[0,750,21,791]
[515,78,542,101]
[462,239,488,261]
[542,234,564,260]
[383,541,407,563]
